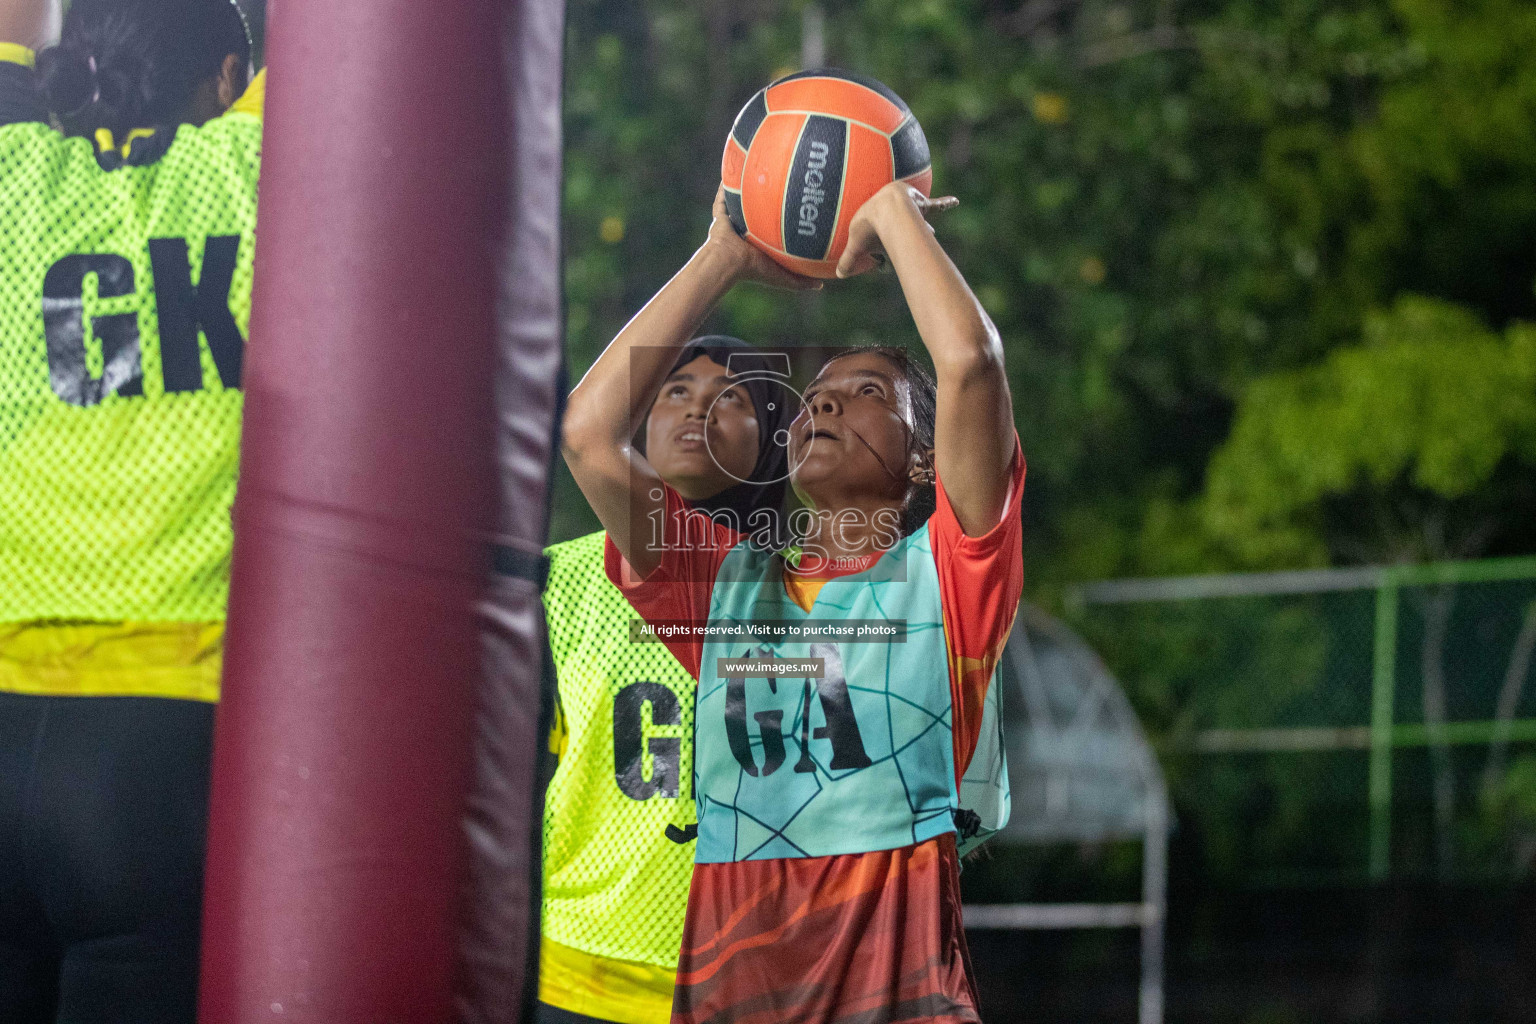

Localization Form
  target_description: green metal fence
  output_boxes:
[1069,557,1536,884]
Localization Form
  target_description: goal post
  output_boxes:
[198,2,566,1021]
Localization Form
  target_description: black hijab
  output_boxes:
[639,336,792,530]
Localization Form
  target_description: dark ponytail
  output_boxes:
[36,0,250,139]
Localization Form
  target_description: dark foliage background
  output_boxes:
[240,2,1536,1018]
[551,3,1536,1019]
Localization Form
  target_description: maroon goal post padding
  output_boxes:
[198,1,566,1021]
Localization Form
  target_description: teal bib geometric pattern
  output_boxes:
[695,526,1009,863]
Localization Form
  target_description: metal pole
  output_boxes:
[1368,577,1399,881]
[1139,785,1169,1024]
[1073,555,1536,607]
[800,4,826,69]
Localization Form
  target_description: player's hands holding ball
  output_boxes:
[705,181,958,287]
[718,70,951,284]
[836,183,959,280]
[703,185,823,291]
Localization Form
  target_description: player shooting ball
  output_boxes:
[564,157,1024,1023]
[538,335,793,1024]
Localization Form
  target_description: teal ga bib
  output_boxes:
[694,526,1009,863]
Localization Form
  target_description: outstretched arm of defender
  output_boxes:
[562,187,816,577]
[837,182,1016,536]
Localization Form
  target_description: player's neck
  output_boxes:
[794,499,901,562]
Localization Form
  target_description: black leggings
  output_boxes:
[536,1001,628,1024]
[0,692,214,1024]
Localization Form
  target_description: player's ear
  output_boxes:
[907,447,935,488]
[216,53,246,111]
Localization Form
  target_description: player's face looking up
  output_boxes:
[789,351,925,512]
[644,355,760,501]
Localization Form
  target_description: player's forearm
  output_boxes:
[562,240,741,576]
[0,0,58,51]
[874,192,1002,381]
[873,190,1016,533]
[564,241,739,459]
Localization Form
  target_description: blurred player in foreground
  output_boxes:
[562,181,1024,1023]
[539,336,792,1024]
[0,0,261,1020]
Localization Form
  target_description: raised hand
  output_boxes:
[835,183,959,280]
[703,185,823,291]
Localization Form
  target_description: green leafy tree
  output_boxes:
[1204,296,1536,568]
[1203,294,1536,875]
[1343,0,1536,324]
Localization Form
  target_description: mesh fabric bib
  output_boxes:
[0,114,260,623]
[541,532,697,977]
